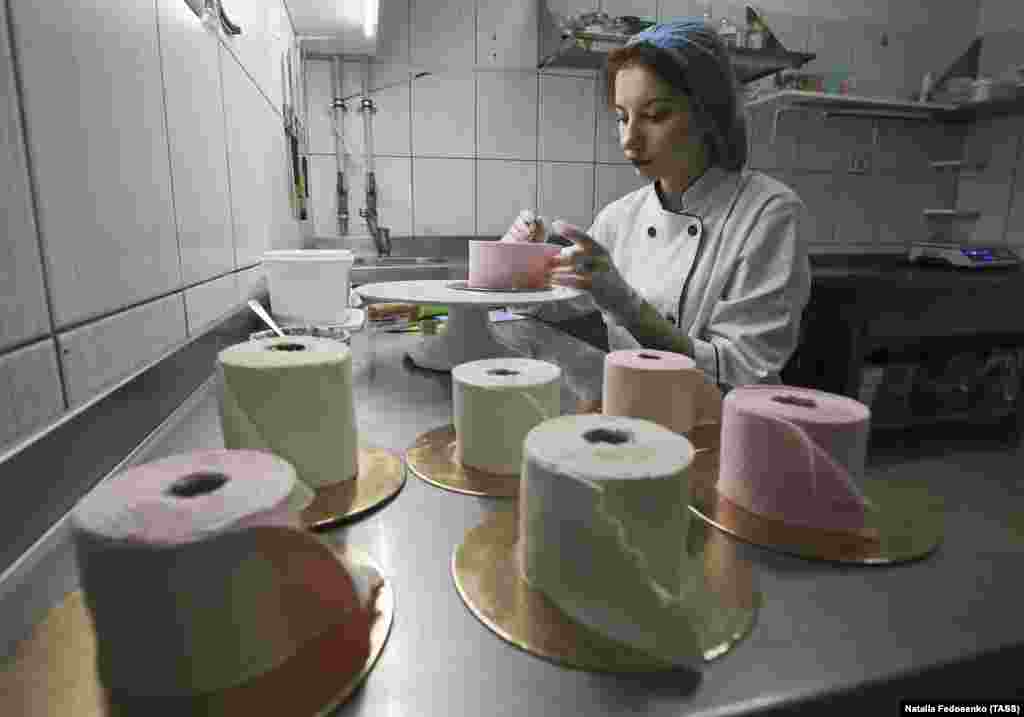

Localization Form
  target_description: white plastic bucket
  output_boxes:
[262,249,354,326]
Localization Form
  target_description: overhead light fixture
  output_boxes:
[363,0,378,40]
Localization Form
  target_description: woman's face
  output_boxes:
[614,64,706,195]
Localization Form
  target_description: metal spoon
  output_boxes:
[248,300,286,338]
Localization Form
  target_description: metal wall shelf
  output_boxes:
[538,32,815,84]
[746,90,957,119]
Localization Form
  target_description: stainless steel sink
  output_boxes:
[350,256,467,285]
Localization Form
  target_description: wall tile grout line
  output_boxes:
[3,0,70,411]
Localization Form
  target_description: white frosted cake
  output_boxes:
[453,358,561,475]
[518,414,708,667]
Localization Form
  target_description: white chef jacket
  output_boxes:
[534,165,812,391]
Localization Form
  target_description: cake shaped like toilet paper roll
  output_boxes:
[717,385,872,534]
[218,335,358,489]
[453,358,562,475]
[518,414,707,668]
[603,349,722,434]
[70,449,377,697]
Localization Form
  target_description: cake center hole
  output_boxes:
[486,368,520,377]
[637,353,661,360]
[582,428,633,445]
[166,471,229,498]
[771,394,817,409]
[267,342,306,352]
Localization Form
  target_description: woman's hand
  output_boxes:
[547,220,638,319]
[501,209,546,243]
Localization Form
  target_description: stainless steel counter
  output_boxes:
[2,319,1023,713]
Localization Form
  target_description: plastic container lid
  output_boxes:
[262,249,354,263]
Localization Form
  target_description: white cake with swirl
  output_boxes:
[517,414,709,667]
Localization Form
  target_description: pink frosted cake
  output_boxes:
[716,385,873,535]
[468,240,559,290]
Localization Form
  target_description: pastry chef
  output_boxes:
[505,20,811,399]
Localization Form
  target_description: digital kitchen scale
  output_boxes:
[908,242,1021,269]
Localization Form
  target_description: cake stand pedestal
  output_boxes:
[354,280,582,372]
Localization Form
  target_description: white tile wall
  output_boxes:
[1006,179,1024,250]
[0,0,297,459]
[1,1,49,351]
[237,264,269,304]
[745,104,800,171]
[539,162,596,230]
[372,81,413,156]
[223,46,297,265]
[413,158,475,235]
[602,0,657,20]
[12,0,181,327]
[477,72,539,160]
[0,340,63,454]
[218,0,291,114]
[777,171,835,245]
[595,164,648,214]
[540,75,597,163]
[412,73,476,157]
[411,0,477,71]
[371,0,411,90]
[830,174,878,246]
[656,0,702,22]
[596,104,628,164]
[476,160,539,236]
[957,173,1013,245]
[477,0,540,69]
[158,0,235,287]
[58,295,187,409]
[793,113,873,173]
[309,155,342,238]
[184,273,240,336]
[962,117,1022,178]
[871,173,945,247]
[376,156,415,238]
[305,60,338,156]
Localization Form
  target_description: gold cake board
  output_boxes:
[685,424,944,565]
[0,544,393,717]
[405,425,521,498]
[453,508,760,672]
[302,446,406,531]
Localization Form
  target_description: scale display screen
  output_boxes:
[961,248,994,262]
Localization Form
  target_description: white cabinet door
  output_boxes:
[157,0,234,287]
[0,1,49,351]
[10,0,180,327]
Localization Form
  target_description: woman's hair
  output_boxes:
[604,23,748,171]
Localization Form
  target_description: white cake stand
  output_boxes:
[354,280,582,371]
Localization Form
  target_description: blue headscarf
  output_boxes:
[624,20,747,171]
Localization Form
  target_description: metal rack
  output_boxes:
[538,30,815,84]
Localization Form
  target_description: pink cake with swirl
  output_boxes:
[717,385,872,535]
[468,240,560,290]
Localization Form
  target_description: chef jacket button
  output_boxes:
[647,226,656,238]
[688,223,699,237]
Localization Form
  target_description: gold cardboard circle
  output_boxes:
[405,425,521,498]
[452,509,760,672]
[302,446,406,531]
[685,424,944,565]
[0,544,394,717]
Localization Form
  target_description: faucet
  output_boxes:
[359,172,391,257]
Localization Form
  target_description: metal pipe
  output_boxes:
[331,56,349,236]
